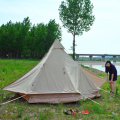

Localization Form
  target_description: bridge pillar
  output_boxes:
[113,56,116,62]
[102,56,105,62]
[89,55,92,61]
[76,55,79,61]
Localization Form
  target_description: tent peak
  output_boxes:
[51,39,64,50]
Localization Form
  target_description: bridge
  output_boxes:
[75,54,120,62]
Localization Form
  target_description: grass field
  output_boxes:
[0,59,120,120]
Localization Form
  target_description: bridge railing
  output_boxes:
[75,54,120,62]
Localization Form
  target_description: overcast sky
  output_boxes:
[0,0,120,54]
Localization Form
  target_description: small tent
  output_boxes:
[3,39,103,104]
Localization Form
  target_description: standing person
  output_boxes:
[105,61,117,94]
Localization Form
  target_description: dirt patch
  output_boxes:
[89,67,105,75]
[82,67,106,87]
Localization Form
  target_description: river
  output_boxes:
[85,64,120,75]
[78,61,120,75]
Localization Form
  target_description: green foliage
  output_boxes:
[17,107,23,118]
[78,57,102,61]
[0,17,61,59]
[118,56,120,61]
[59,0,95,60]
[38,109,53,120]
[84,102,102,114]
[77,56,120,61]
[115,86,119,95]
[59,0,95,35]
[24,115,30,120]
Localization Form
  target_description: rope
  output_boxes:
[0,94,27,106]
[64,49,70,54]
[81,94,101,106]
[86,97,101,106]
[101,89,110,94]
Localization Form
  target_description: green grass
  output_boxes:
[0,59,120,120]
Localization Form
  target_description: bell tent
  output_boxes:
[3,39,105,104]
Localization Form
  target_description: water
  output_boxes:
[85,64,120,75]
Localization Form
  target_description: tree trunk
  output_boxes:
[73,31,75,60]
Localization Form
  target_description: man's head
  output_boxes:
[105,61,111,67]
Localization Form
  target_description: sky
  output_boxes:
[0,0,120,54]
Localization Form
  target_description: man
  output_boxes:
[105,61,117,94]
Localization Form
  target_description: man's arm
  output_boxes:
[111,74,114,81]
[106,73,108,81]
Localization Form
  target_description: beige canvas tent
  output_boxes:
[3,39,105,104]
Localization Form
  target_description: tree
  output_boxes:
[59,0,95,60]
[46,19,62,51]
[18,17,31,58]
[0,17,61,59]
